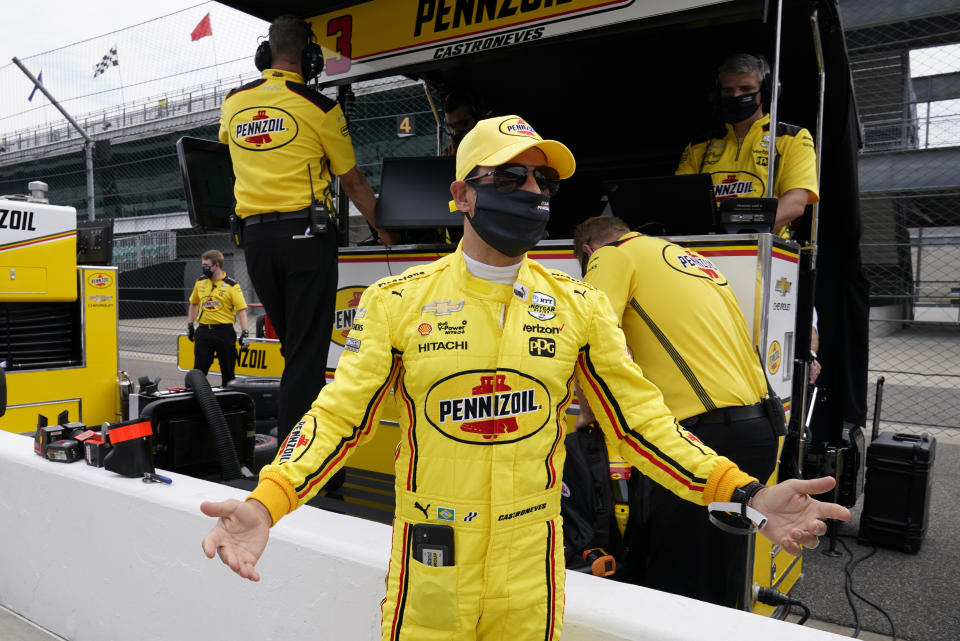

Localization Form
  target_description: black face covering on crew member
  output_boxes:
[719,91,761,124]
[466,184,551,257]
[201,265,214,279]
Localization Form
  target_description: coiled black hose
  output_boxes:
[185,369,248,481]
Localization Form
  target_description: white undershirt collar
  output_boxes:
[462,251,521,285]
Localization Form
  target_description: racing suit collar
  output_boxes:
[261,68,305,84]
[454,243,531,303]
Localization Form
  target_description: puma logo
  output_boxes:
[414,501,430,519]
[574,289,586,298]
[392,290,404,298]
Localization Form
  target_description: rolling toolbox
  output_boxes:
[858,432,935,553]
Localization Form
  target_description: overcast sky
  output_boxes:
[0,1,268,130]
[1,1,210,63]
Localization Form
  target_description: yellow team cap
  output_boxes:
[455,115,576,182]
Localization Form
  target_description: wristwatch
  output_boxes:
[707,481,767,534]
[730,481,766,519]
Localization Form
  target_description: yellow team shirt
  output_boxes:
[189,273,247,326]
[218,68,358,217]
[583,232,768,421]
[676,113,819,238]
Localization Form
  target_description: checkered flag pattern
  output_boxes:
[93,46,119,78]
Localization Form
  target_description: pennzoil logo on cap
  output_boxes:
[499,117,539,139]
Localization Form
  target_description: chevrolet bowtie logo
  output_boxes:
[423,300,465,316]
[775,277,792,296]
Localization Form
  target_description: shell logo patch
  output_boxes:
[767,340,782,374]
[88,272,112,288]
[425,370,550,445]
[498,117,540,140]
[230,107,299,151]
[331,287,365,347]
[418,323,433,336]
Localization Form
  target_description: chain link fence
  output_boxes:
[845,2,960,440]
[0,4,447,359]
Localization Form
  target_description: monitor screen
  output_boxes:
[601,174,719,236]
[375,156,461,229]
[176,136,235,230]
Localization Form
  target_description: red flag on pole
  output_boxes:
[191,13,212,41]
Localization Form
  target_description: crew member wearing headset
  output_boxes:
[574,216,781,608]
[187,249,248,385]
[219,14,396,443]
[201,115,849,640]
[676,53,819,237]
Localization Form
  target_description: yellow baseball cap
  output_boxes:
[455,115,576,182]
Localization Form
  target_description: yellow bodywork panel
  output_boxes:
[0,201,78,302]
[0,266,121,433]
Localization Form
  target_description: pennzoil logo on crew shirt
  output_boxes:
[229,106,299,150]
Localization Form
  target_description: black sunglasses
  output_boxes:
[465,163,561,196]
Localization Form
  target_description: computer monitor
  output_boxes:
[375,156,461,229]
[176,136,235,230]
[601,174,719,236]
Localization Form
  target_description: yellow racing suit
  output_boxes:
[249,246,755,640]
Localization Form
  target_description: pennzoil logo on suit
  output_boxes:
[228,106,299,150]
[425,370,551,444]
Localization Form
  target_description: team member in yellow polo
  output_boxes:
[200,115,849,641]
[219,15,396,443]
[187,249,248,384]
[574,216,779,608]
[676,53,819,237]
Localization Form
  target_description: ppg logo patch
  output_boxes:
[528,337,555,357]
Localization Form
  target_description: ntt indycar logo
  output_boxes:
[426,370,550,444]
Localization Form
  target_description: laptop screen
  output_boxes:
[601,174,718,236]
[375,156,462,229]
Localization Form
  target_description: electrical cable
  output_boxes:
[755,587,811,625]
[838,537,898,641]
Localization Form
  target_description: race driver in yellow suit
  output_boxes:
[200,115,850,640]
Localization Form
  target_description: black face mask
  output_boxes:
[467,184,550,257]
[201,265,214,279]
[719,91,761,124]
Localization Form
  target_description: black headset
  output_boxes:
[254,17,324,82]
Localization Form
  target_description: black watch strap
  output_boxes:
[730,481,765,519]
